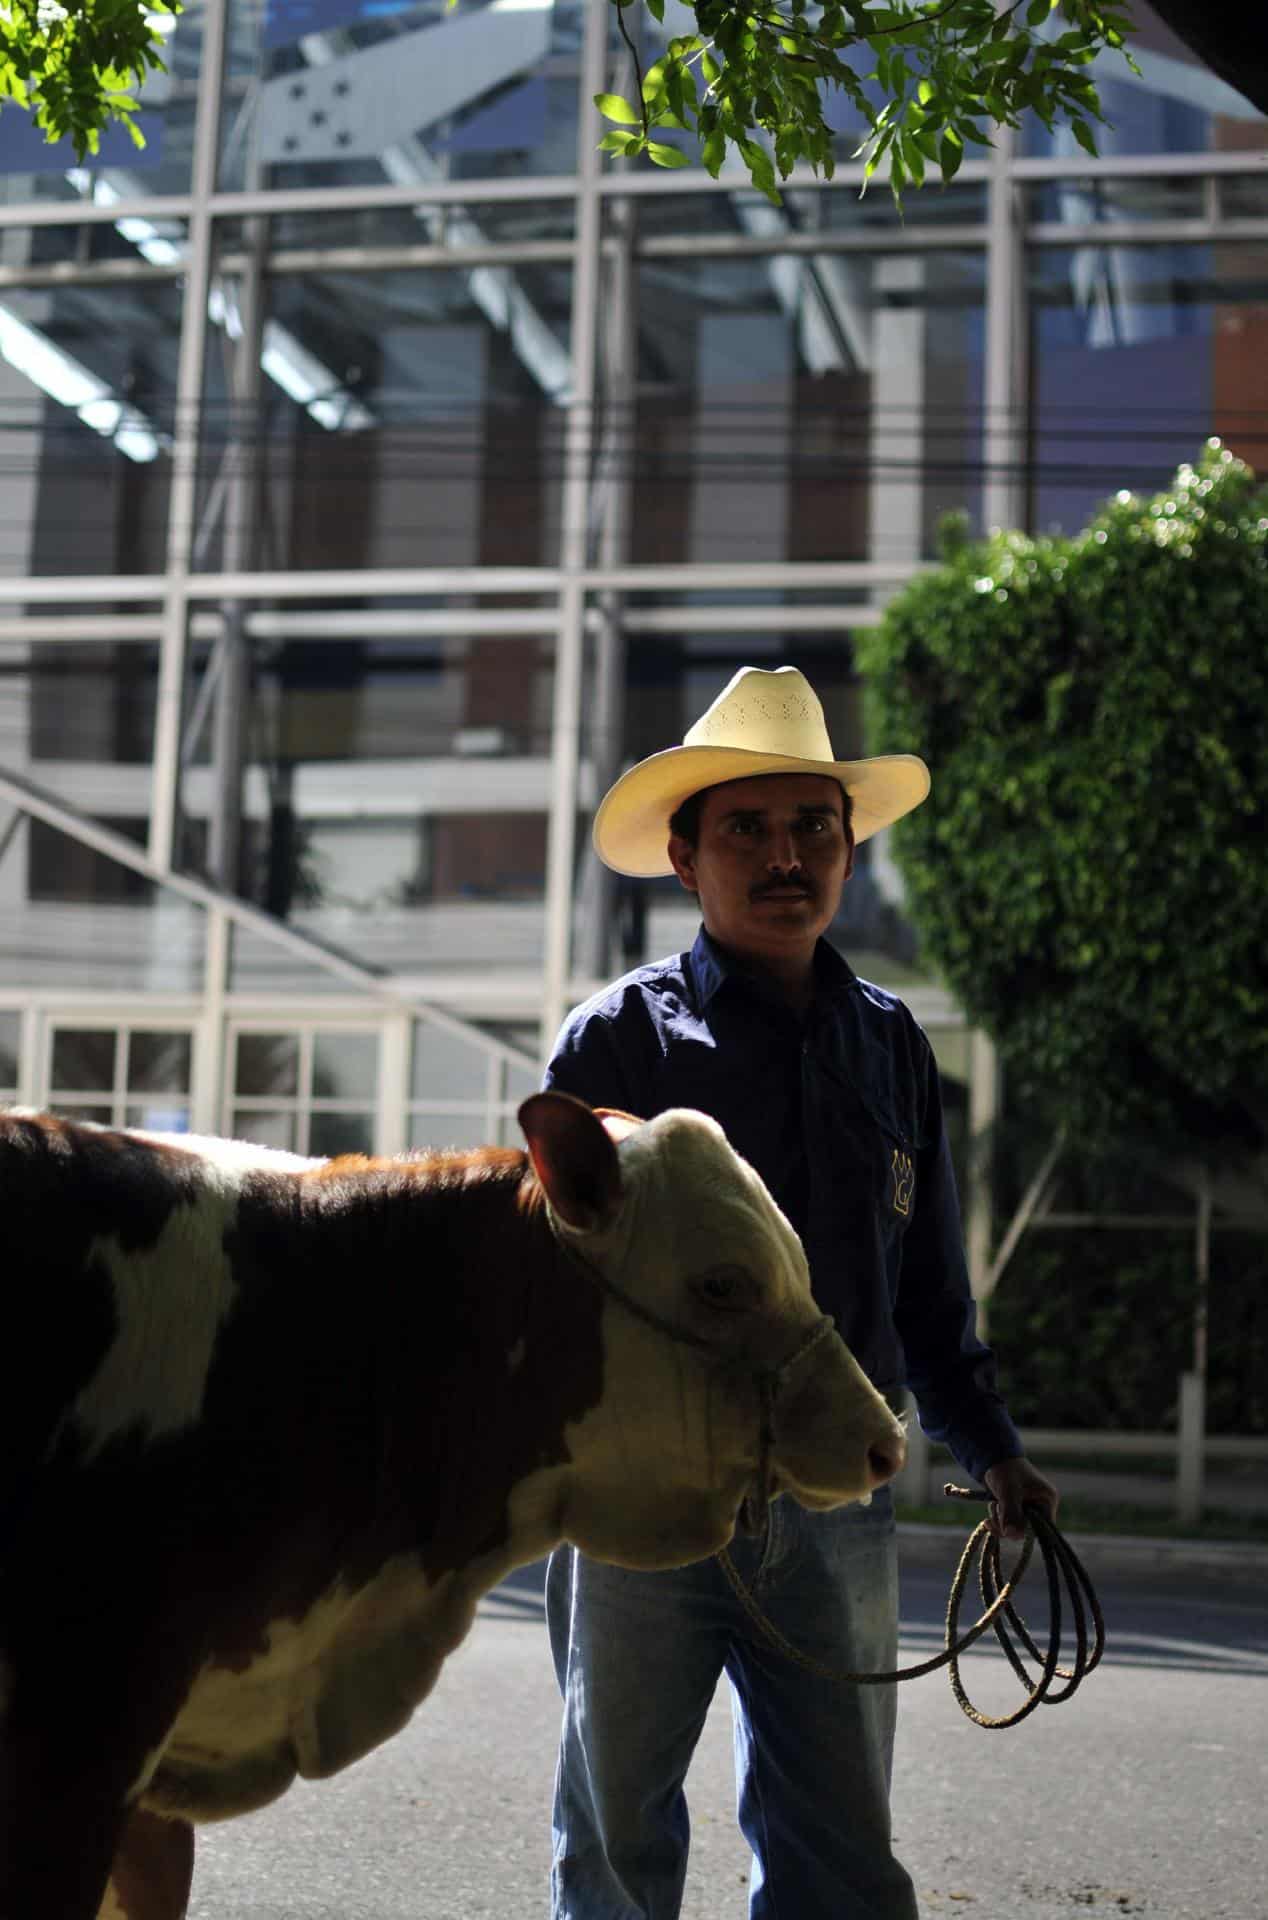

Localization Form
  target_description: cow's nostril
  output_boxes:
[868,1441,903,1485]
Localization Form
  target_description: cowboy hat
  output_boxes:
[592,665,930,878]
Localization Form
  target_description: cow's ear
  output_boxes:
[518,1092,624,1234]
[594,1107,643,1145]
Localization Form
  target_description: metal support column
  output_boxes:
[210,213,268,890]
[580,190,638,979]
[150,0,231,870]
[982,122,1025,535]
[540,0,608,1059]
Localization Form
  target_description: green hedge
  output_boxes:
[856,442,1268,1158]
[988,1229,1268,1434]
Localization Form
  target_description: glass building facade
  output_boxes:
[0,0,1264,1197]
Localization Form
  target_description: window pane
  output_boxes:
[312,1032,378,1102]
[231,1108,297,1152]
[51,1029,116,1092]
[235,1033,300,1098]
[53,1103,113,1126]
[310,1110,374,1158]
[198,264,570,573]
[505,1061,541,1103]
[0,1012,19,1086]
[1028,242,1268,533]
[409,1110,491,1152]
[412,1022,490,1102]
[0,284,183,578]
[128,1031,192,1095]
[632,250,986,566]
[126,1104,191,1135]
[219,0,579,192]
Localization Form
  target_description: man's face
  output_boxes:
[667,772,855,966]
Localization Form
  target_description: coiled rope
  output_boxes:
[716,1483,1106,1730]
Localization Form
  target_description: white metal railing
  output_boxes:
[894,1391,1268,1526]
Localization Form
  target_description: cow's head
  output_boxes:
[519,1092,906,1570]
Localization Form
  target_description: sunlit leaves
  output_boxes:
[0,0,178,159]
[595,0,1139,204]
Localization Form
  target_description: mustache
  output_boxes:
[750,876,815,900]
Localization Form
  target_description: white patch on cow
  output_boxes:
[133,1127,322,1173]
[65,1186,243,1461]
[98,1889,127,1920]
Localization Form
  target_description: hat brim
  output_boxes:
[592,746,931,878]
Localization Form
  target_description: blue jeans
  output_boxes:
[547,1490,919,1920]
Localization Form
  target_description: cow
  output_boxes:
[0,1092,905,1919]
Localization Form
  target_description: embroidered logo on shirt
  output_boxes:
[890,1148,914,1218]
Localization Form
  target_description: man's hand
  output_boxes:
[982,1457,1059,1542]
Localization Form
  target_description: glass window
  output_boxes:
[1220,176,1268,220]
[219,0,582,192]
[236,1032,301,1098]
[0,6,199,208]
[629,250,986,567]
[309,1108,374,1156]
[412,1020,491,1102]
[0,1011,19,1087]
[231,1025,383,1154]
[1025,176,1207,225]
[127,1032,193,1094]
[0,284,182,574]
[627,182,988,239]
[408,1108,492,1152]
[51,1028,116,1092]
[196,261,571,572]
[24,644,161,766]
[231,1107,299,1152]
[1027,241,1268,533]
[313,1030,378,1101]
[126,1102,191,1134]
[1020,0,1267,158]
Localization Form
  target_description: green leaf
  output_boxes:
[646,139,690,168]
[1071,116,1098,156]
[594,91,641,126]
[939,130,962,179]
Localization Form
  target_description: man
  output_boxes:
[543,664,1057,1920]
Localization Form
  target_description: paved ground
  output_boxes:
[188,1533,1268,1920]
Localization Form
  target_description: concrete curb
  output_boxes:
[897,1521,1268,1587]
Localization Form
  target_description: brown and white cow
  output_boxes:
[0,1092,904,1919]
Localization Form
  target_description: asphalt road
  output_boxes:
[187,1539,1268,1920]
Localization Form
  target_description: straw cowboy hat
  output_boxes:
[593,665,931,878]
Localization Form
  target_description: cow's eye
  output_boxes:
[692,1266,752,1311]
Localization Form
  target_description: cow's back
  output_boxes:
[2,1111,215,1508]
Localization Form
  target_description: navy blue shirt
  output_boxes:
[545,927,1023,1486]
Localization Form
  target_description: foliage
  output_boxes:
[599,0,1138,201]
[854,442,1268,1163]
[0,0,176,159]
[987,1229,1268,1434]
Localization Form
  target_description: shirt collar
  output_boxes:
[689,925,856,1011]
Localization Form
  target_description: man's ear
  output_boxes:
[667,834,700,895]
[518,1091,624,1233]
[842,831,856,885]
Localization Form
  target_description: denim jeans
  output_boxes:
[547,1489,919,1920]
